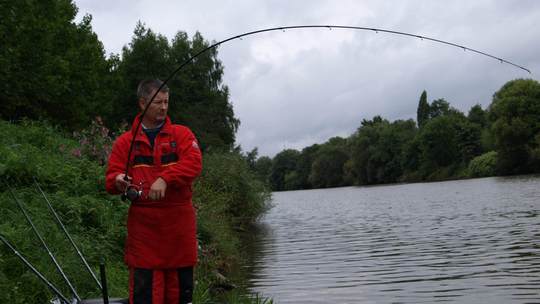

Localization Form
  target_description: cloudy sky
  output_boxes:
[74,0,540,156]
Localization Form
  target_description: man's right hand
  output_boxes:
[115,174,132,192]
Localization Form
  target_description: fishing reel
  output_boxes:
[121,182,144,202]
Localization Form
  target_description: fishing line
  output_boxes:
[122,24,531,186]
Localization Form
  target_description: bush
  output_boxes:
[0,120,128,303]
[468,151,498,177]
[0,119,272,303]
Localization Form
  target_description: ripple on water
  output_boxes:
[245,176,540,303]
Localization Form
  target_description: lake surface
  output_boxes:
[244,176,540,303]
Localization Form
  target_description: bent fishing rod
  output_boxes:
[122,24,531,195]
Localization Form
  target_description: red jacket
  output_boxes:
[105,115,202,268]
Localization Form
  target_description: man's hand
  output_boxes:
[149,177,167,201]
[115,174,131,192]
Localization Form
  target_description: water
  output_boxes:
[244,176,540,303]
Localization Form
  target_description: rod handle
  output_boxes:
[99,259,109,304]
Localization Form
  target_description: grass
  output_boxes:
[0,119,273,303]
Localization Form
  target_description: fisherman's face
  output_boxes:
[140,90,169,126]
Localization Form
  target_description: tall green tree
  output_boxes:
[429,98,452,119]
[112,22,171,122]
[347,117,416,184]
[0,0,113,129]
[308,137,349,188]
[468,104,487,128]
[113,23,239,151]
[489,79,540,173]
[456,120,482,164]
[169,31,239,150]
[416,112,481,177]
[295,144,321,189]
[270,149,300,191]
[253,156,273,183]
[417,90,430,128]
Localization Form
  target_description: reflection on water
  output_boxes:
[243,176,540,303]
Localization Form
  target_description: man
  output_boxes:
[105,79,202,304]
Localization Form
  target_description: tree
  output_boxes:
[456,120,482,163]
[488,79,540,174]
[429,98,451,119]
[308,137,349,188]
[244,147,258,170]
[417,90,430,128]
[418,115,460,171]
[170,32,240,151]
[347,117,416,184]
[253,156,273,183]
[112,22,171,123]
[401,134,422,179]
[296,144,321,189]
[309,148,348,188]
[269,149,300,191]
[113,24,239,151]
[0,0,113,129]
[468,104,487,128]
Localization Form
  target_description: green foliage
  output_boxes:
[419,121,449,173]
[0,120,128,302]
[468,151,498,177]
[468,104,487,128]
[113,23,239,151]
[72,117,127,165]
[263,79,538,191]
[400,135,422,180]
[489,78,540,174]
[417,90,429,128]
[415,109,483,179]
[347,117,417,184]
[221,290,274,304]
[456,120,482,163]
[1,2,238,153]
[0,1,112,129]
[195,153,272,230]
[429,98,452,119]
[308,137,349,188]
[0,120,272,303]
[253,156,273,184]
[269,149,301,191]
[296,144,321,188]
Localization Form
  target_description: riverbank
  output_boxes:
[0,119,273,303]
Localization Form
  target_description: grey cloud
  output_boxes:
[75,0,540,156]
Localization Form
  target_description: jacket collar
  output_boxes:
[131,115,173,140]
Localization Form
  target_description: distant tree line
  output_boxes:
[249,79,540,191]
[0,0,238,151]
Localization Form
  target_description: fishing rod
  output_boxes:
[0,234,72,304]
[33,177,103,291]
[4,181,81,302]
[121,24,531,192]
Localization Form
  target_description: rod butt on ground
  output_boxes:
[99,259,109,304]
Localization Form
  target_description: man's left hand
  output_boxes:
[149,177,167,200]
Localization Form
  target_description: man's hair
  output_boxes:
[136,79,169,102]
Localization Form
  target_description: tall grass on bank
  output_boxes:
[0,119,273,303]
